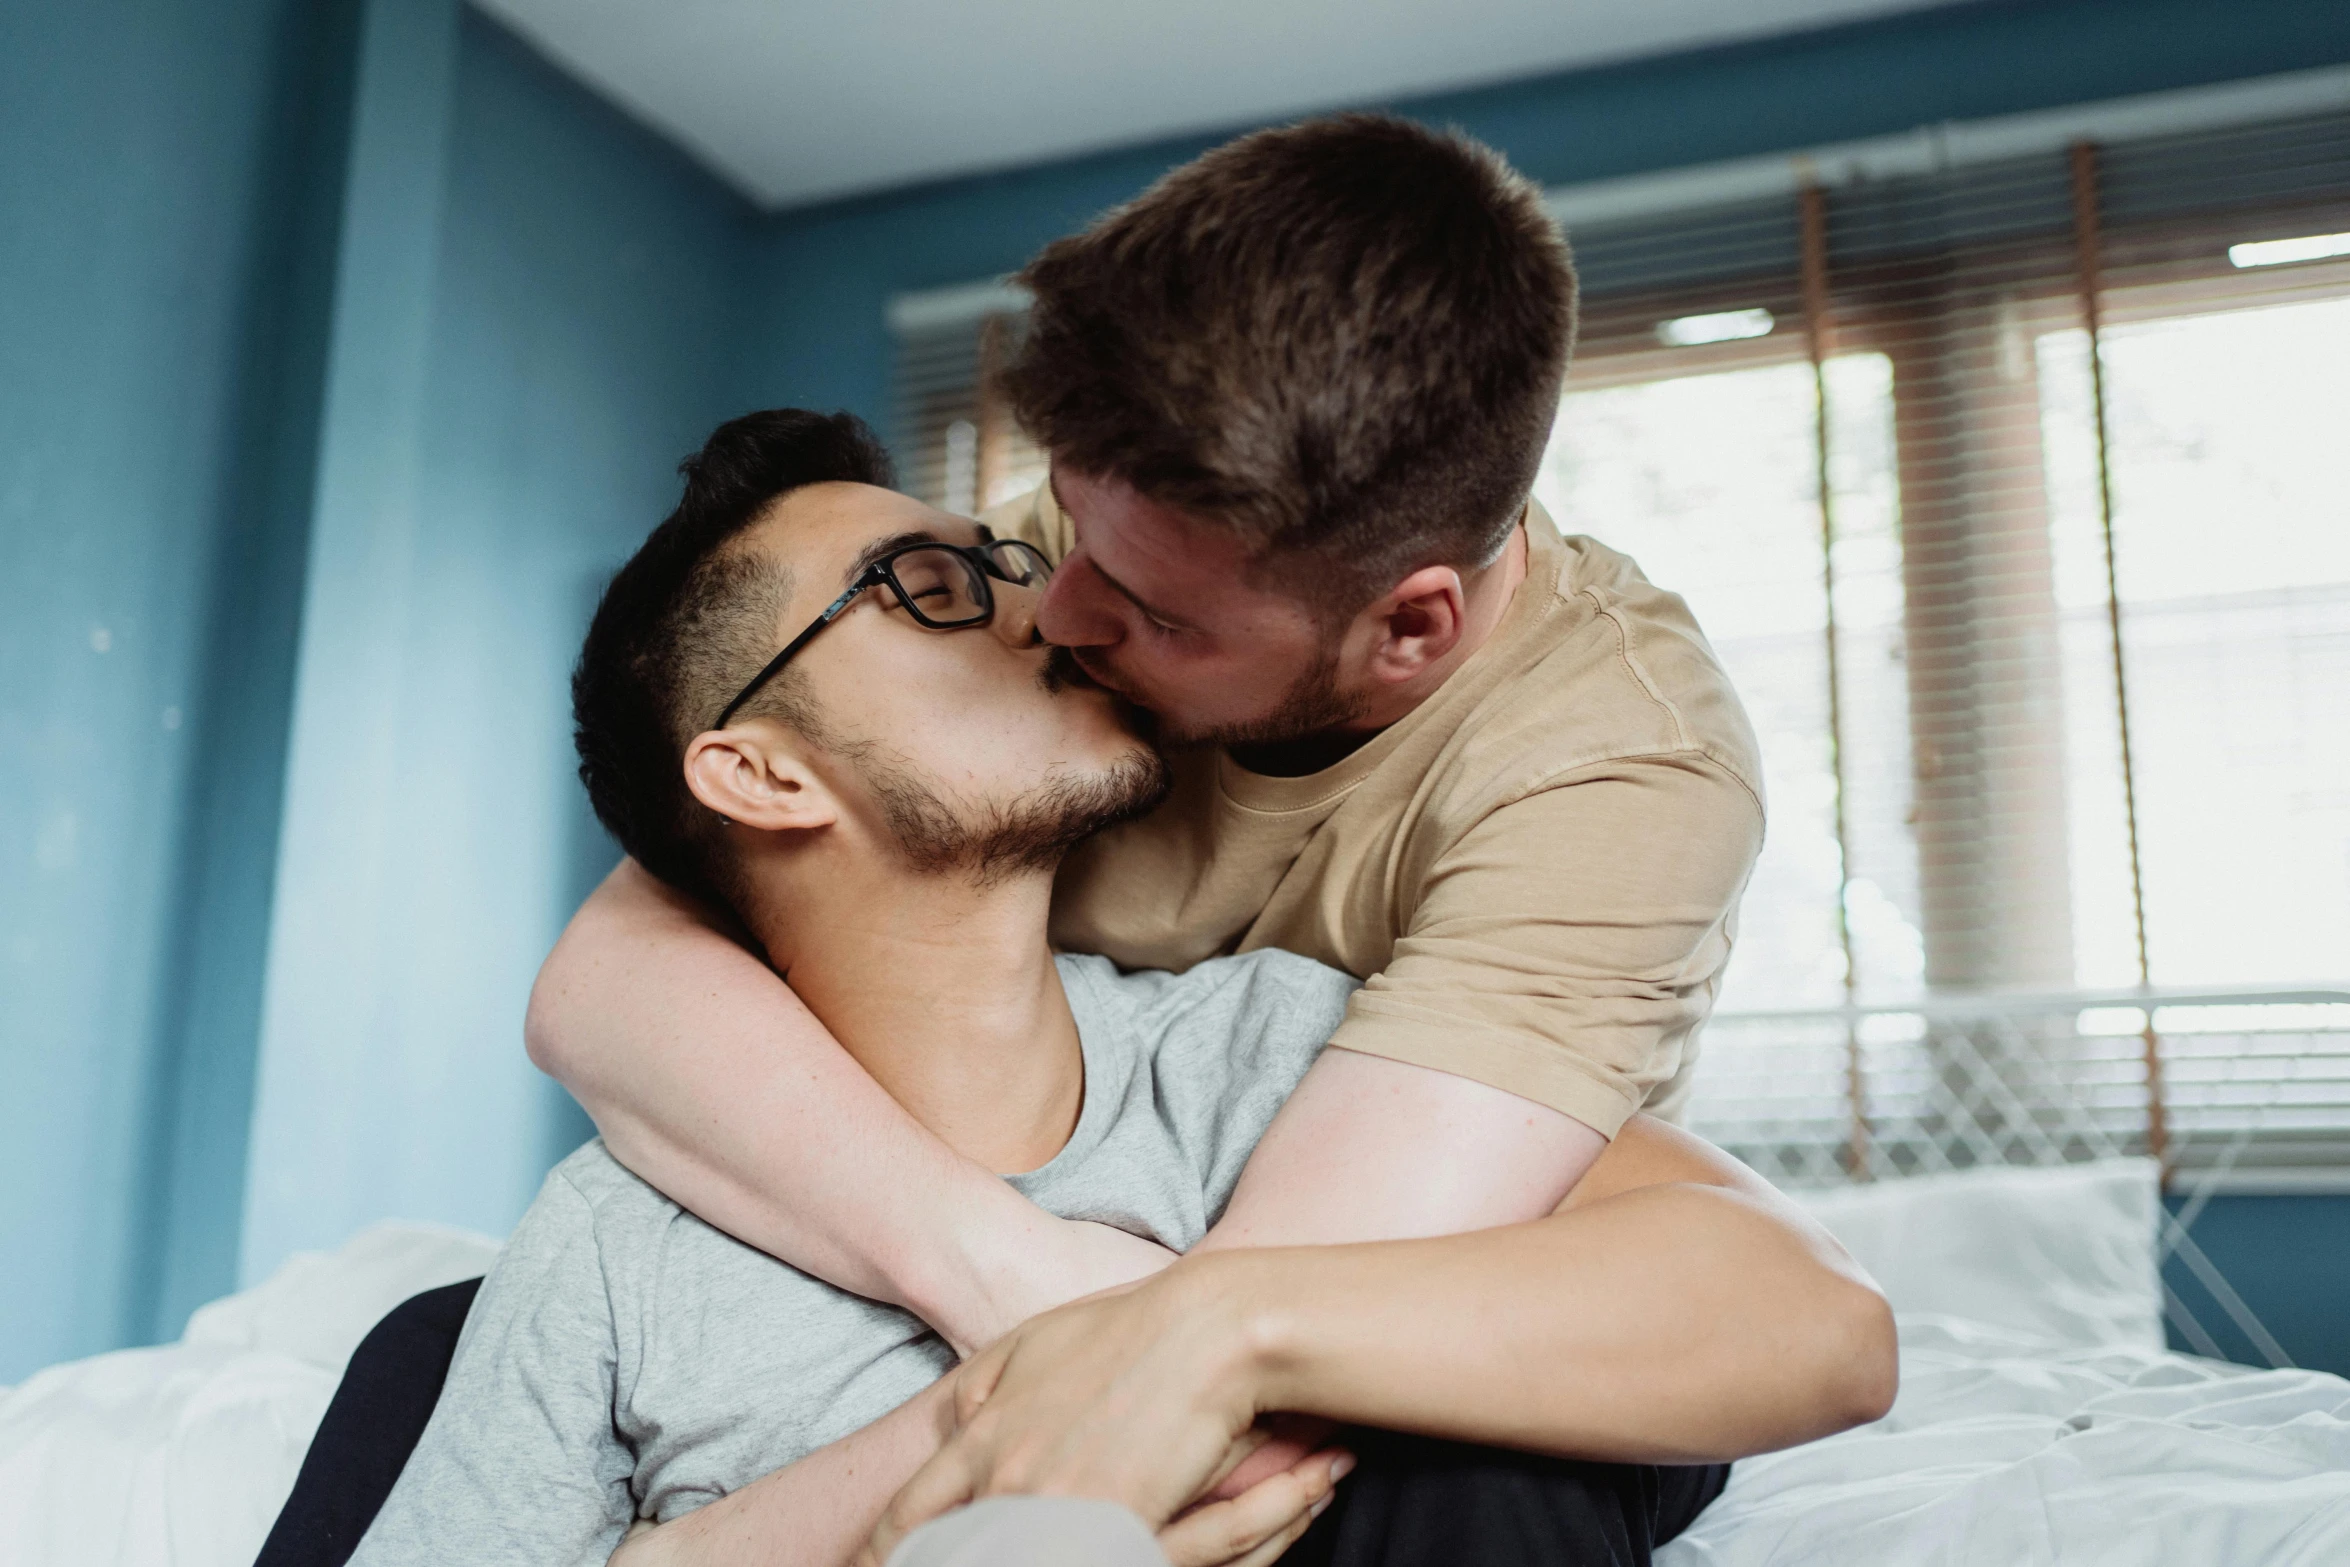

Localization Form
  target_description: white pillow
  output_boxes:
[184,1220,502,1372]
[1795,1158,2164,1351]
[0,1220,502,1567]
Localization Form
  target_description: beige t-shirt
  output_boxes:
[988,486,1764,1136]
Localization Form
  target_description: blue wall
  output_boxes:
[2166,1195,2350,1376]
[0,0,359,1382]
[236,5,750,1299]
[0,0,751,1383]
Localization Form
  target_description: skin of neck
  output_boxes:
[732,832,1084,1177]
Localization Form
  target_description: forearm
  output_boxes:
[1195,1182,1895,1463]
[530,861,1162,1351]
[614,1380,956,1567]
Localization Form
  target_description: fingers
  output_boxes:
[1157,1449,1353,1567]
[1203,1430,1309,1503]
[1222,1504,1323,1567]
[865,1446,980,1567]
[951,1336,1014,1426]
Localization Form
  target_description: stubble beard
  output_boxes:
[1147,637,1369,750]
[853,649,1172,885]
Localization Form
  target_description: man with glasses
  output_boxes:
[337,409,1887,1567]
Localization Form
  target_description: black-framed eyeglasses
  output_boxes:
[712,531,1054,730]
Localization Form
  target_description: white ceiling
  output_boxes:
[473,0,1963,210]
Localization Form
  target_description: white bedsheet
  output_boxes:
[5,1192,2346,1567]
[1660,1314,2350,1567]
[0,1223,498,1567]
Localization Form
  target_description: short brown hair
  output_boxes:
[1003,114,1577,612]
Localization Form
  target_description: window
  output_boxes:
[1548,103,2350,1194]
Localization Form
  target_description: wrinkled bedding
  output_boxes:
[0,1224,498,1567]
[6,1182,2346,1567]
[1661,1315,2350,1567]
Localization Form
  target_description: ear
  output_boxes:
[682,727,839,834]
[1353,564,1468,686]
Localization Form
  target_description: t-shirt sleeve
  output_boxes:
[978,486,1073,564]
[349,1171,636,1567]
[1329,752,1764,1137]
[1145,950,1358,1211]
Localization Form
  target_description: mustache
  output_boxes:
[1040,644,1159,744]
[1038,644,1099,695]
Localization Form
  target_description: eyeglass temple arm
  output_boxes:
[711,574,874,731]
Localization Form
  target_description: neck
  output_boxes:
[744,855,1082,1175]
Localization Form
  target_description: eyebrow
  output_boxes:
[1047,472,1191,629]
[843,529,943,589]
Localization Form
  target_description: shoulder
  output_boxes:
[1064,949,1356,1063]
[523,1140,700,1292]
[979,486,1070,563]
[1440,518,1764,815]
[545,1138,671,1221]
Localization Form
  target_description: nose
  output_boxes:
[989,576,1044,649]
[1033,555,1119,649]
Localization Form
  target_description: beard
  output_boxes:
[1145,637,1369,750]
[848,655,1171,885]
[863,747,1170,886]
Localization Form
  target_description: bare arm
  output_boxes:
[1233,1118,1895,1459]
[1198,1047,1604,1251]
[529,860,1170,1354]
[863,1119,1897,1560]
[610,1380,954,1567]
[1201,762,1761,1255]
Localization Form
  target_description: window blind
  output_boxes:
[1546,104,2350,1202]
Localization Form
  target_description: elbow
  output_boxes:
[1820,1273,1900,1431]
[523,958,570,1080]
[526,913,602,1086]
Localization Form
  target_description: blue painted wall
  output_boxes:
[0,0,361,1383]
[236,5,750,1298]
[2167,1195,2350,1376]
[0,0,750,1383]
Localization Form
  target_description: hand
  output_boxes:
[861,1255,1276,1561]
[1159,1445,1352,1567]
[1201,1415,1340,1503]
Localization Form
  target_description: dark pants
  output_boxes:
[254,1278,484,1567]
[259,1279,1726,1567]
[1290,1428,1727,1567]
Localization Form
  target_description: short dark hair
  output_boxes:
[573,409,894,906]
[1003,113,1577,613]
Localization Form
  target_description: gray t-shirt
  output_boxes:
[352,949,1357,1567]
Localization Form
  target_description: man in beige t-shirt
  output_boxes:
[525,114,1807,1563]
[994,484,1760,1139]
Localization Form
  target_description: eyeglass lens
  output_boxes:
[883,547,992,628]
[982,539,1050,588]
[881,541,1052,628]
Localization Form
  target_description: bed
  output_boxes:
[4,1161,2344,1566]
